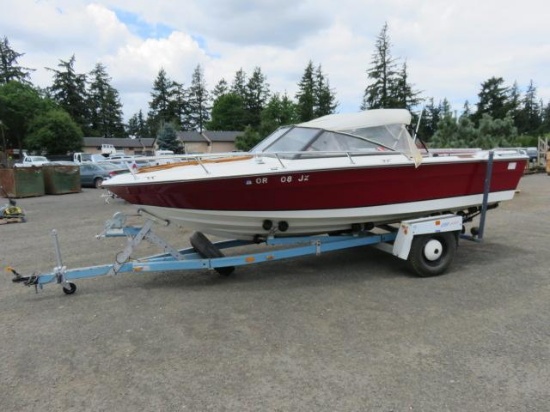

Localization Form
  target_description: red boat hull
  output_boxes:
[108,159,525,212]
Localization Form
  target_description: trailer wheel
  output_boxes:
[62,282,77,295]
[408,232,457,277]
[190,232,235,276]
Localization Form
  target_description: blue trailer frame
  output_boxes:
[10,211,467,295]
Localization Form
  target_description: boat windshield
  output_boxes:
[251,123,418,161]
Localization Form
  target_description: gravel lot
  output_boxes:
[1,174,549,411]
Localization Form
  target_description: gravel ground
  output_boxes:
[0,175,549,412]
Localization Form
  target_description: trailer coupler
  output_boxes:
[9,267,38,286]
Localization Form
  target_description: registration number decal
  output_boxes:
[245,174,310,185]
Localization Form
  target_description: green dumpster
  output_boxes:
[0,167,45,198]
[42,164,81,195]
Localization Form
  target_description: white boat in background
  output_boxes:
[103,109,528,241]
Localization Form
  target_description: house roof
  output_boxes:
[177,131,206,143]
[177,131,242,143]
[83,131,242,149]
[205,131,242,142]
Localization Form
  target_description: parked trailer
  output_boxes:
[9,211,465,295]
[9,152,498,296]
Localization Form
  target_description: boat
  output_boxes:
[102,109,527,241]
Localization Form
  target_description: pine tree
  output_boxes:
[46,55,89,134]
[416,98,440,141]
[0,37,34,84]
[361,22,399,109]
[187,64,209,132]
[244,67,270,129]
[148,68,180,133]
[127,110,149,138]
[156,122,181,152]
[314,64,337,117]
[231,69,247,100]
[473,77,510,123]
[87,63,124,137]
[516,80,541,135]
[259,92,298,137]
[211,78,229,100]
[295,61,316,122]
[172,82,190,130]
[392,61,422,110]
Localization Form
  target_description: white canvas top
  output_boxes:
[298,109,412,131]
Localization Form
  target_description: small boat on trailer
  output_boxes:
[102,109,527,241]
[10,146,517,296]
[10,109,528,295]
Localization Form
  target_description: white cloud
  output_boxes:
[2,0,550,122]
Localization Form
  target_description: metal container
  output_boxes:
[0,167,45,198]
[42,164,81,195]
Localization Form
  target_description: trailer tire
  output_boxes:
[408,232,457,277]
[190,232,235,276]
[62,282,77,295]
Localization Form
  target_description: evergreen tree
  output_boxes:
[473,76,510,123]
[148,68,178,133]
[314,64,338,117]
[244,67,270,129]
[127,110,149,138]
[361,22,399,109]
[439,98,453,117]
[258,92,298,137]
[295,61,337,122]
[455,116,479,148]
[187,64,210,132]
[156,122,181,152]
[172,82,190,130]
[0,37,34,84]
[475,113,518,148]
[87,63,124,137]
[462,100,472,118]
[516,80,541,135]
[416,98,440,141]
[234,125,262,151]
[211,78,229,100]
[431,112,517,149]
[295,61,316,122]
[231,69,247,100]
[392,61,422,110]
[208,93,247,131]
[507,81,521,123]
[46,55,89,134]
[431,113,478,148]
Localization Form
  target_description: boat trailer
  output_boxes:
[8,151,498,296]
[10,211,468,295]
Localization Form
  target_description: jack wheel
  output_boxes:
[408,232,457,277]
[190,232,235,276]
[62,282,77,295]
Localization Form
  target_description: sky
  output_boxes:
[2,0,550,122]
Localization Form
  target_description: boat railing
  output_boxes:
[255,150,402,168]
[138,150,404,175]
